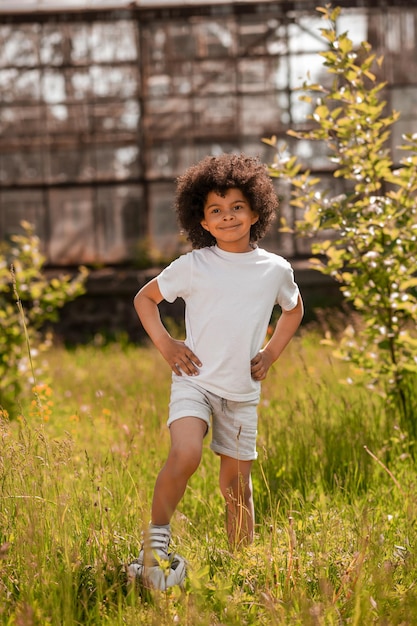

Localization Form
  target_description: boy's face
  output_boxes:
[201,188,258,253]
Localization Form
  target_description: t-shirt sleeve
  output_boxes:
[156,253,192,303]
[276,263,300,311]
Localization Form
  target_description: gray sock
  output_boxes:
[150,523,170,531]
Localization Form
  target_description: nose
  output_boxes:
[223,209,235,220]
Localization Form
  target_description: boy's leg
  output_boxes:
[128,415,206,587]
[152,416,207,525]
[219,455,254,548]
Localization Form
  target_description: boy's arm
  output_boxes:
[250,294,304,381]
[134,278,202,376]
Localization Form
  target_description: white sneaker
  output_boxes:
[127,526,187,591]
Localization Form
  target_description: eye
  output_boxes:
[233,204,243,211]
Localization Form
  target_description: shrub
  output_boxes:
[265,5,417,433]
[0,221,88,414]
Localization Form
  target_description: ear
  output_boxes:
[251,213,259,225]
[200,218,210,231]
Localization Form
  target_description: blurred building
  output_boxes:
[0,1,416,336]
[1,0,416,264]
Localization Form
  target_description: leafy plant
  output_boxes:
[0,221,88,414]
[265,5,417,433]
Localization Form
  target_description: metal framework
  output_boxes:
[1,1,417,266]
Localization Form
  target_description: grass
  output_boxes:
[1,332,416,625]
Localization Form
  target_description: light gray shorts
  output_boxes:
[167,376,259,461]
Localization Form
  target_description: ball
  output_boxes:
[127,553,187,591]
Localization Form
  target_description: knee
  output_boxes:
[168,444,202,478]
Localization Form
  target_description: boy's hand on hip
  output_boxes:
[160,337,202,376]
[250,350,273,381]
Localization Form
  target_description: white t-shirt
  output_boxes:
[157,245,300,402]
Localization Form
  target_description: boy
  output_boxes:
[128,153,303,589]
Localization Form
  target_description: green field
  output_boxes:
[1,332,416,625]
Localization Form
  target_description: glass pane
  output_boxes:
[238,17,287,56]
[288,18,326,54]
[240,138,278,162]
[384,14,417,84]
[146,61,193,97]
[193,19,235,58]
[0,189,46,244]
[46,103,90,135]
[148,182,179,258]
[240,94,281,134]
[90,65,138,99]
[194,95,237,133]
[94,144,140,181]
[386,12,412,54]
[117,100,140,131]
[238,58,278,93]
[148,142,194,179]
[339,12,368,47]
[0,24,39,66]
[167,23,195,59]
[0,26,11,67]
[290,90,313,125]
[273,55,290,90]
[289,52,327,90]
[276,91,290,125]
[40,25,65,65]
[67,68,92,100]
[193,59,235,95]
[0,69,41,102]
[69,22,91,65]
[0,149,45,184]
[145,97,192,139]
[96,184,145,263]
[171,61,193,95]
[1,105,44,137]
[47,145,94,183]
[48,187,95,264]
[391,86,417,162]
[90,101,140,133]
[192,142,241,163]
[42,70,66,104]
[90,21,138,62]
[147,73,170,97]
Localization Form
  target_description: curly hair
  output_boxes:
[174,153,278,249]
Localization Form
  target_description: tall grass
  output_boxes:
[1,334,416,625]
